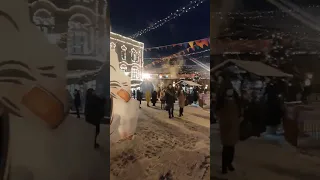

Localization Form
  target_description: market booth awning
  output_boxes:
[177,80,202,87]
[211,59,293,78]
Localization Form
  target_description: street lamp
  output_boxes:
[142,73,151,80]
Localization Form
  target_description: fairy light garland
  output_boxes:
[129,0,207,39]
[144,49,209,60]
[212,7,320,57]
[213,5,320,16]
[144,37,209,50]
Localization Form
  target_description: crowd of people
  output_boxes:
[212,69,312,174]
[131,84,205,118]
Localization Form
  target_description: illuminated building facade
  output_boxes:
[110,32,144,87]
[28,0,109,95]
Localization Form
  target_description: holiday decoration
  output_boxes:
[144,49,209,68]
[144,50,209,60]
[130,0,207,38]
[211,39,272,54]
[144,37,210,51]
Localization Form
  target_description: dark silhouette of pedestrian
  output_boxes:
[74,89,81,118]
[151,91,157,106]
[216,72,241,174]
[133,90,136,99]
[137,90,142,108]
[165,84,176,118]
[85,88,105,149]
[193,87,199,104]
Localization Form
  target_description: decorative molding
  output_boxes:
[69,13,92,26]
[33,9,55,25]
[119,61,142,67]
[29,0,102,17]
[111,32,144,47]
[110,37,143,49]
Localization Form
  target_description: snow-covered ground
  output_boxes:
[9,115,109,180]
[211,124,320,180]
[110,101,210,180]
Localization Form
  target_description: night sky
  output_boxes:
[233,0,320,11]
[110,0,210,60]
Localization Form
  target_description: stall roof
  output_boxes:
[177,80,202,86]
[211,59,293,77]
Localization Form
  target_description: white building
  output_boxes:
[110,32,144,88]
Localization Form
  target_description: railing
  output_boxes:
[284,101,320,148]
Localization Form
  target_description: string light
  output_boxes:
[213,5,320,16]
[129,0,207,39]
[144,37,209,50]
[144,49,209,60]
[144,49,210,69]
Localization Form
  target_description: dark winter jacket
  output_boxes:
[165,88,175,104]
[74,91,81,107]
[137,90,142,101]
[151,91,157,103]
[85,94,105,125]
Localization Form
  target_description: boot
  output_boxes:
[228,164,235,171]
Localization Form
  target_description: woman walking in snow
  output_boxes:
[178,89,186,117]
[216,71,241,174]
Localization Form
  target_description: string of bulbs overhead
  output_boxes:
[129,0,207,39]
[144,49,210,60]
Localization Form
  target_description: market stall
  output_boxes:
[176,80,202,87]
[212,59,300,143]
[212,59,293,99]
[211,59,293,78]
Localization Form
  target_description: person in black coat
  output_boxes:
[137,90,142,108]
[85,88,105,149]
[132,90,136,99]
[193,87,199,104]
[151,91,157,106]
[165,84,176,118]
[74,89,81,118]
[264,81,283,130]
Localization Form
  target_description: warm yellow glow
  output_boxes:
[142,73,151,80]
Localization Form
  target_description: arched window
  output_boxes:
[136,51,141,63]
[131,48,137,62]
[121,45,127,61]
[68,14,93,55]
[120,64,127,72]
[33,9,54,34]
[131,66,138,79]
